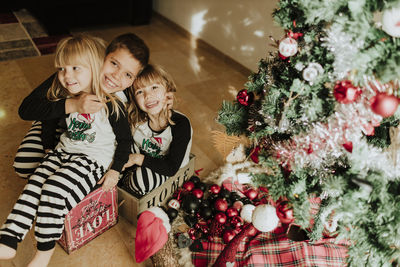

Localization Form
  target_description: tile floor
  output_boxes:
[0,11,251,267]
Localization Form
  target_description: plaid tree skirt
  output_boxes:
[191,230,349,266]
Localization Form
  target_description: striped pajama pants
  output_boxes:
[13,121,63,179]
[14,121,168,196]
[120,144,169,196]
[0,149,104,251]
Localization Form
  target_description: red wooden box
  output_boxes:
[57,186,118,254]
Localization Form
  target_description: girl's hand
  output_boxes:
[97,169,120,191]
[65,93,102,114]
[122,153,145,170]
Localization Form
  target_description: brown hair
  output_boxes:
[106,33,149,73]
[127,64,176,131]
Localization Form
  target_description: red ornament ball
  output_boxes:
[214,198,228,212]
[226,207,239,217]
[333,80,361,104]
[232,200,244,211]
[276,201,295,224]
[245,188,258,200]
[215,212,227,224]
[183,181,195,191]
[370,92,399,118]
[209,184,221,195]
[222,229,236,243]
[237,89,254,106]
[192,188,204,199]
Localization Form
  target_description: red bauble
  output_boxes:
[192,188,204,199]
[245,188,258,200]
[237,89,254,106]
[333,80,361,104]
[230,216,244,229]
[233,200,244,211]
[215,198,228,212]
[183,181,195,191]
[370,92,399,118]
[276,201,295,224]
[209,184,221,195]
[226,207,239,217]
[223,229,236,243]
[343,141,353,153]
[215,212,227,224]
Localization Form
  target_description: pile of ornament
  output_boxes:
[164,175,296,249]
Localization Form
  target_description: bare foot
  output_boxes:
[27,248,55,267]
[0,244,16,259]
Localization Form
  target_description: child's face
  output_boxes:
[100,48,142,94]
[58,64,92,95]
[134,83,167,117]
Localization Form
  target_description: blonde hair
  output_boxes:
[47,34,123,116]
[127,64,176,130]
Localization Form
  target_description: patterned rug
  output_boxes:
[0,9,70,61]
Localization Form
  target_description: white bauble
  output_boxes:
[382,3,400,37]
[240,204,256,223]
[279,37,298,57]
[252,204,279,232]
[303,62,324,82]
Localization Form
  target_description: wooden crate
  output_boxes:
[118,155,195,225]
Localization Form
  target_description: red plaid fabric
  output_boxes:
[192,231,348,267]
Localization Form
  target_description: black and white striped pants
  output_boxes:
[13,121,167,196]
[119,144,169,196]
[0,149,104,251]
[13,121,62,179]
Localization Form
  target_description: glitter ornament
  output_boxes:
[370,92,399,118]
[333,80,361,104]
[278,37,298,57]
[237,89,254,106]
[302,63,324,83]
[382,2,400,37]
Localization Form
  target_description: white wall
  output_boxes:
[152,0,283,72]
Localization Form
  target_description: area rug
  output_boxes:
[0,9,69,61]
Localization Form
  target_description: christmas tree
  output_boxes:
[218,0,400,266]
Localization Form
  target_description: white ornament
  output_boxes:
[382,3,400,37]
[252,204,279,232]
[240,204,255,223]
[279,37,298,57]
[302,62,324,82]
